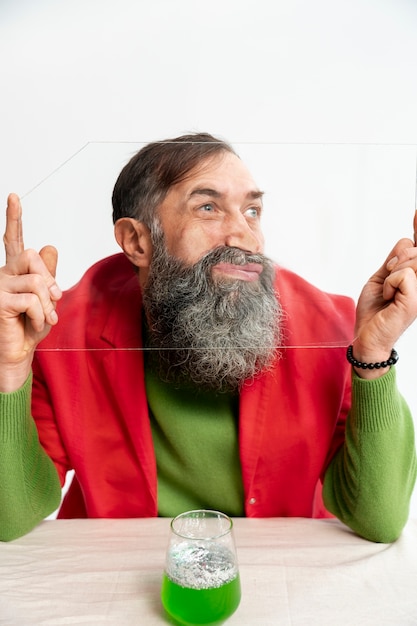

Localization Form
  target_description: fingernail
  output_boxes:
[49,284,62,299]
[49,310,58,324]
[387,256,398,270]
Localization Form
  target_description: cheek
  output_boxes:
[165,226,218,264]
[164,222,265,262]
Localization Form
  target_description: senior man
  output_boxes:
[0,133,416,542]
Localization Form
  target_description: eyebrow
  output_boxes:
[188,188,264,201]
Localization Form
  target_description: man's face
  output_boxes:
[141,150,281,392]
[155,151,265,275]
[139,150,280,392]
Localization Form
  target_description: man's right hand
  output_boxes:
[0,194,62,392]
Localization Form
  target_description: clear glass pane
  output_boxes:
[3,141,416,351]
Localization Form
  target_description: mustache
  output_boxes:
[195,246,270,271]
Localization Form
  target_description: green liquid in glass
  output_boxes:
[161,572,241,625]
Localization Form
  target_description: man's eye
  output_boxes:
[245,207,260,218]
[199,203,215,212]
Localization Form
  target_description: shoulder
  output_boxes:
[64,253,137,296]
[41,254,142,348]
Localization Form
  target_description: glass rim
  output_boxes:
[170,509,234,540]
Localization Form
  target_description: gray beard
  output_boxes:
[143,234,282,392]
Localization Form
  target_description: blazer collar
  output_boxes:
[100,264,144,349]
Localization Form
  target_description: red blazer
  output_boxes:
[32,254,355,519]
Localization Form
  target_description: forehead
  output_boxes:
[170,151,259,195]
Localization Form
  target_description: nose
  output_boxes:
[223,212,263,254]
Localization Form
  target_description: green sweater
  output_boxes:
[0,368,416,542]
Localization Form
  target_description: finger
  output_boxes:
[2,273,60,328]
[383,266,417,302]
[414,210,417,246]
[14,292,57,332]
[3,193,24,260]
[385,237,415,272]
[5,247,62,302]
[40,245,58,279]
[39,245,61,301]
[386,246,417,273]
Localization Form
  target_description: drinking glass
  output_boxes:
[161,509,241,625]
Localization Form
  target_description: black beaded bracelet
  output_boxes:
[346,345,399,370]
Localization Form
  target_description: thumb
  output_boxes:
[414,210,417,245]
[39,245,58,279]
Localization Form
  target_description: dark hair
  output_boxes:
[111,132,236,227]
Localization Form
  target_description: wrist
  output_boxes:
[346,344,398,380]
[0,362,33,393]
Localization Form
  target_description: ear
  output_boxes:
[114,218,153,271]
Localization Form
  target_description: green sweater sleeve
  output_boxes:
[323,367,417,543]
[0,375,62,541]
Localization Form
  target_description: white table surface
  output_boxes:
[1,517,416,625]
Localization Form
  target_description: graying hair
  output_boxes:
[143,233,282,392]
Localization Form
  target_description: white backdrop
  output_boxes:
[1,0,417,514]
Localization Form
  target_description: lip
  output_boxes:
[212,262,263,282]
